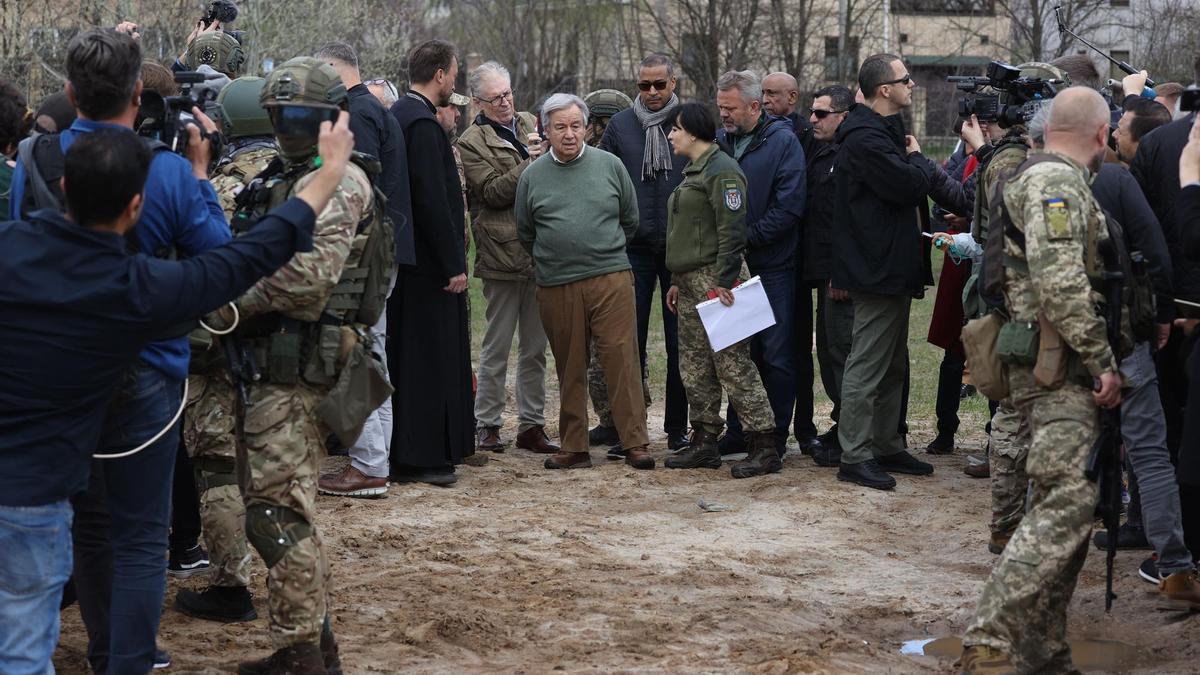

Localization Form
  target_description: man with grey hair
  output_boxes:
[457,61,558,455]
[713,69,806,477]
[516,93,653,471]
[366,79,399,108]
[597,53,691,454]
[314,41,414,496]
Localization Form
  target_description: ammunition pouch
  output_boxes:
[960,312,1009,400]
[244,502,312,568]
[266,318,303,385]
[316,340,394,448]
[997,320,1039,367]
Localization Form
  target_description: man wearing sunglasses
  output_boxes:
[831,54,937,491]
[595,53,691,453]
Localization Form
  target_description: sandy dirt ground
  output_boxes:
[53,399,1199,674]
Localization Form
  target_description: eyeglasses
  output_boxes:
[809,108,846,119]
[637,80,670,92]
[363,79,398,101]
[879,73,912,87]
[475,90,514,106]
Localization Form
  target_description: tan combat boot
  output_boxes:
[959,644,1015,675]
[1158,569,1200,611]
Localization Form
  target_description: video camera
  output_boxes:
[137,71,224,157]
[948,60,1065,128]
[1182,85,1200,113]
[200,0,246,45]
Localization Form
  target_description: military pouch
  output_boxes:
[961,312,1009,401]
[996,320,1039,367]
[316,342,394,448]
[267,330,301,384]
[302,324,342,386]
[1033,313,1069,389]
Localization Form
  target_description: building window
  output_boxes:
[892,0,995,14]
[899,33,909,44]
[980,34,989,45]
[1110,50,1131,80]
[824,36,860,82]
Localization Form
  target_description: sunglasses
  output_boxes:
[637,80,670,92]
[880,73,912,86]
[809,108,846,119]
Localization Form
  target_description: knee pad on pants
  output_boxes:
[244,502,313,568]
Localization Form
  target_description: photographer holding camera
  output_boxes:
[10,28,232,674]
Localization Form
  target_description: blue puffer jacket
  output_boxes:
[598,107,688,253]
[716,115,807,273]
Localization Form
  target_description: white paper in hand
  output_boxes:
[695,276,776,352]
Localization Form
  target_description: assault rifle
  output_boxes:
[221,336,260,408]
[1085,263,1125,612]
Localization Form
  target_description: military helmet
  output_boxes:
[217,76,272,139]
[584,88,633,119]
[260,56,347,109]
[185,31,246,79]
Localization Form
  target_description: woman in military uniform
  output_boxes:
[662,103,777,478]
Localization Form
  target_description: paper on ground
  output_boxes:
[696,275,776,352]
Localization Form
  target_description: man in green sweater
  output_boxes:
[516,93,654,470]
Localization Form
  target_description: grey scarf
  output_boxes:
[632,93,679,181]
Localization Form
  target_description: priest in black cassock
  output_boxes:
[388,39,475,486]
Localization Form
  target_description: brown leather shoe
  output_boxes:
[476,427,505,453]
[964,458,990,478]
[624,446,655,470]
[1158,569,1200,611]
[515,426,559,454]
[318,465,387,498]
[544,452,592,469]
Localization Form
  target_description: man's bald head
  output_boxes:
[1043,87,1111,171]
[762,72,800,117]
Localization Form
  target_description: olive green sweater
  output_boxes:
[515,146,639,286]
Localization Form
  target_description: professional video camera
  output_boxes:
[1182,85,1200,112]
[948,60,1066,128]
[137,71,224,157]
[201,0,246,45]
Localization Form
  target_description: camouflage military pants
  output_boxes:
[183,373,251,588]
[237,381,332,649]
[675,265,774,436]
[964,367,1100,673]
[588,339,651,429]
[989,398,1031,538]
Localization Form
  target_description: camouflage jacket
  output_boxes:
[1002,150,1116,377]
[972,140,1029,245]
[211,145,279,221]
[235,162,373,322]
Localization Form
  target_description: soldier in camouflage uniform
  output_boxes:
[960,88,1123,674]
[658,103,776,477]
[223,57,374,674]
[176,76,279,625]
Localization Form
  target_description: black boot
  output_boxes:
[588,424,619,447]
[174,585,257,623]
[837,459,896,490]
[665,429,721,469]
[321,616,342,675]
[238,643,326,675]
[717,432,747,456]
[730,432,783,479]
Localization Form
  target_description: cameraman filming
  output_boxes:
[10,28,232,674]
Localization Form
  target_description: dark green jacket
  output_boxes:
[665,144,747,288]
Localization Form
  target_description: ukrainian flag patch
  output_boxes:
[1043,197,1070,239]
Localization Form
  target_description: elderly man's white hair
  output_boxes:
[540,93,589,129]
[716,70,763,105]
[468,60,511,98]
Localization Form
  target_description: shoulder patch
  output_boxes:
[1042,197,1071,240]
[723,183,743,211]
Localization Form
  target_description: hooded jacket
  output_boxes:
[716,114,807,272]
[831,103,936,296]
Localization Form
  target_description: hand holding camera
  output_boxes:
[960,114,985,153]
[185,107,221,179]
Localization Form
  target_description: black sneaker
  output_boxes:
[1092,522,1152,550]
[605,444,626,461]
[811,443,842,468]
[175,585,258,623]
[876,450,934,476]
[837,460,896,490]
[717,433,746,456]
[153,648,171,670]
[796,435,829,457]
[167,544,211,579]
[817,426,840,449]
[1139,554,1164,585]
[667,431,691,451]
[588,424,619,447]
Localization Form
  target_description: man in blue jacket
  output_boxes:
[714,69,807,476]
[832,54,937,490]
[0,120,352,674]
[10,29,234,673]
[598,53,691,451]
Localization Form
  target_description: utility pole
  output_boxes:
[883,0,891,53]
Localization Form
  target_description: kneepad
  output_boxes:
[244,502,313,568]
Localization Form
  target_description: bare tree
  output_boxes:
[767,0,828,91]
[1134,0,1200,85]
[996,0,1117,63]
[634,0,766,99]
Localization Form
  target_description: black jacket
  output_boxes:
[1131,113,1198,304]
[1092,163,1173,324]
[348,83,414,266]
[390,92,466,280]
[831,104,936,296]
[1182,185,1200,261]
[598,107,688,253]
[800,140,836,282]
[786,111,818,161]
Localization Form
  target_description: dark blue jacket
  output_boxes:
[10,119,231,381]
[0,200,315,506]
[598,107,688,253]
[347,83,414,265]
[717,114,807,273]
